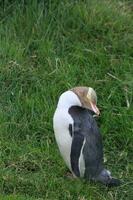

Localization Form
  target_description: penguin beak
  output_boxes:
[90,102,100,116]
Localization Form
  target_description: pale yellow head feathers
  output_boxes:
[71,86,100,115]
[87,87,97,104]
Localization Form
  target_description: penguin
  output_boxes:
[53,86,121,187]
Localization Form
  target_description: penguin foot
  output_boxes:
[65,171,77,179]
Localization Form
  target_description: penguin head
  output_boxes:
[71,86,100,116]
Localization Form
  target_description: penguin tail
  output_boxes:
[96,169,121,187]
[105,177,121,187]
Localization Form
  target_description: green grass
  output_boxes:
[0,0,133,199]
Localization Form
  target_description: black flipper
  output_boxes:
[70,122,84,177]
[69,124,73,137]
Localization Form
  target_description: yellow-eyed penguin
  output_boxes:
[53,86,121,186]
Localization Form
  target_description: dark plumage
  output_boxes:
[69,106,121,187]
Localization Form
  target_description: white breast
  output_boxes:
[53,91,82,173]
[53,108,73,170]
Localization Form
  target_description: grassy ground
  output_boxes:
[0,0,133,199]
